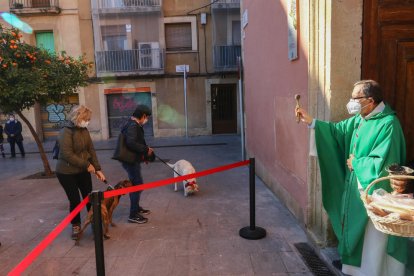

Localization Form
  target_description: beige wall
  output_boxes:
[307,0,363,244]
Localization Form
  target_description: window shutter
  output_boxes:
[36,32,55,53]
[165,23,192,51]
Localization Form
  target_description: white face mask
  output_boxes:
[9,117,15,121]
[79,120,89,128]
[346,100,362,114]
[142,118,148,125]
[346,99,370,115]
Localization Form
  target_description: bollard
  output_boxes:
[239,158,266,240]
[90,191,105,276]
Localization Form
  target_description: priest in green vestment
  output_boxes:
[296,80,412,275]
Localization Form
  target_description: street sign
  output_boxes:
[176,65,189,73]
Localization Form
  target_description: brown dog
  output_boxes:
[75,180,132,245]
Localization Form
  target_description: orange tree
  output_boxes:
[0,24,92,175]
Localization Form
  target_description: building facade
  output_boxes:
[241,0,414,247]
[2,0,242,140]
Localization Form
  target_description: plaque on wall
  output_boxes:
[287,0,298,61]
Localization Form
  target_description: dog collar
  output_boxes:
[185,181,196,188]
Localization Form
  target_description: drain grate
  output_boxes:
[294,243,336,276]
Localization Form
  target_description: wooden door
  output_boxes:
[362,0,414,161]
[211,84,237,134]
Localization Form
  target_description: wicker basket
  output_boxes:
[361,175,414,237]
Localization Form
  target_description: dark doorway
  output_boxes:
[211,84,237,134]
[362,0,414,161]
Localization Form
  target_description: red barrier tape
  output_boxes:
[104,160,250,198]
[8,197,90,276]
[8,159,250,275]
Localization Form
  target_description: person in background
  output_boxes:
[0,125,5,158]
[296,80,411,275]
[4,114,25,158]
[56,105,106,240]
[120,105,154,224]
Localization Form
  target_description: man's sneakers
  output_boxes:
[128,213,148,224]
[71,224,81,240]
[138,207,151,215]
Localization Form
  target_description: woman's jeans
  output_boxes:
[121,162,143,218]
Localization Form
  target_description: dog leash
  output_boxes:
[153,153,188,179]
[99,177,114,190]
[154,153,197,188]
[103,180,115,190]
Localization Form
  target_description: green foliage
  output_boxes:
[0,24,92,113]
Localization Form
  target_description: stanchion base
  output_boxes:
[239,226,266,240]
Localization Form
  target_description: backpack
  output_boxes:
[52,140,59,159]
[52,127,75,160]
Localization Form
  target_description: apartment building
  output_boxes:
[2,0,242,141]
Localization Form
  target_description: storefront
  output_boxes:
[104,87,153,137]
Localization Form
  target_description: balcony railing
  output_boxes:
[94,0,161,10]
[211,0,240,9]
[96,48,164,74]
[9,0,59,11]
[213,45,241,71]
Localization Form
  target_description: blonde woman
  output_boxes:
[56,105,106,240]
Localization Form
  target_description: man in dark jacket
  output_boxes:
[122,105,154,224]
[0,125,5,158]
[4,114,25,158]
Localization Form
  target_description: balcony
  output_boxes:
[211,0,240,9]
[213,45,241,71]
[95,48,164,77]
[9,0,60,15]
[93,0,161,14]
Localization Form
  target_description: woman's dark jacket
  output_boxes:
[56,121,101,174]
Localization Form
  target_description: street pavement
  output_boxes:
[0,135,333,275]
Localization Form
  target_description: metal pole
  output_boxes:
[90,191,105,276]
[184,68,188,138]
[238,57,245,160]
[239,158,266,240]
[249,157,256,229]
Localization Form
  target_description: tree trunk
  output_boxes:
[16,110,53,176]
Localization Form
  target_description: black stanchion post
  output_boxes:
[90,191,105,276]
[239,158,266,240]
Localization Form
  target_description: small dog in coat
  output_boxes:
[75,179,133,245]
[167,159,199,196]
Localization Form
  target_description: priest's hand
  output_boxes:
[295,107,313,125]
[347,154,354,171]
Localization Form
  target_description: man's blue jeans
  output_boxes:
[121,162,143,218]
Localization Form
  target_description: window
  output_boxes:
[232,21,241,45]
[101,25,127,51]
[36,32,55,53]
[164,16,197,52]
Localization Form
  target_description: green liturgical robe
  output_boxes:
[314,104,410,268]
